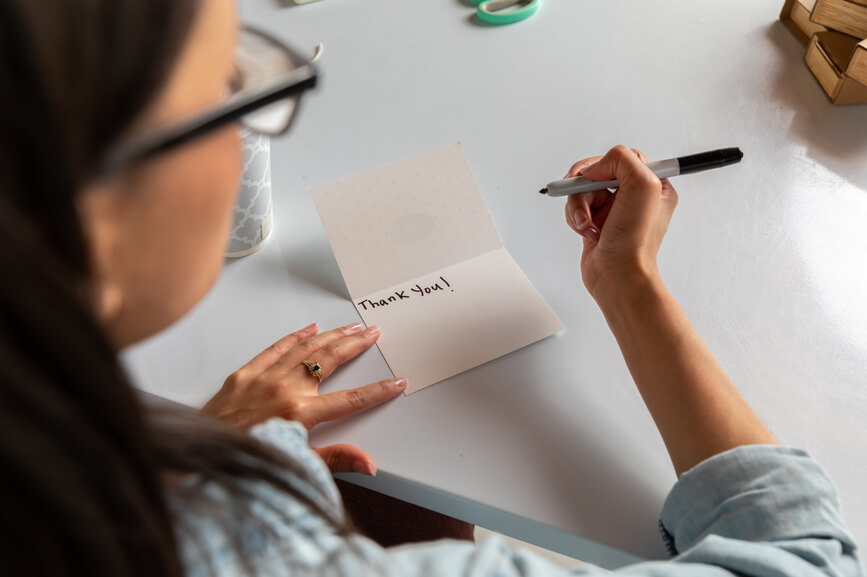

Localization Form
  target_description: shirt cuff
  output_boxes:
[248,417,344,517]
[659,445,856,556]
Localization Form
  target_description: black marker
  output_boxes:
[539,148,743,196]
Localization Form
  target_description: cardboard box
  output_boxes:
[781,0,828,45]
[805,31,867,103]
[849,38,867,84]
[810,0,867,39]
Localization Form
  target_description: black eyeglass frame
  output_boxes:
[96,27,318,179]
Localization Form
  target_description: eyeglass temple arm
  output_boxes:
[96,66,317,179]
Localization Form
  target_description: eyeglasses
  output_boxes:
[96,27,318,178]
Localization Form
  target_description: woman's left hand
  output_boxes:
[201,322,406,476]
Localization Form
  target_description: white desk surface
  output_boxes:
[124,0,867,566]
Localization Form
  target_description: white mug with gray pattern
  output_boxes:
[225,129,273,258]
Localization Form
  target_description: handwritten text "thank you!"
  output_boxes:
[357,277,453,311]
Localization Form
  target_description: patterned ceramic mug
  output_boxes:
[225,130,273,258]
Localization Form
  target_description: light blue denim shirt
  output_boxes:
[169,418,863,577]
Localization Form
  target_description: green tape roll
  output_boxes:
[474,0,539,25]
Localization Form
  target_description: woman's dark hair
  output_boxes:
[0,1,342,575]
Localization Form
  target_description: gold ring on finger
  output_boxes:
[302,360,323,382]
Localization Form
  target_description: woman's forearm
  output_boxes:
[597,274,777,476]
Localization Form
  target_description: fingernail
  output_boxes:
[353,461,376,476]
[572,209,588,229]
[364,325,380,336]
[303,322,318,334]
[344,322,363,334]
[583,225,601,243]
[392,377,407,390]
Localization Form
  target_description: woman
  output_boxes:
[0,0,860,576]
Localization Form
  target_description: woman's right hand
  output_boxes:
[565,147,777,476]
[563,145,679,308]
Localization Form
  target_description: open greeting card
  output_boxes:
[311,143,563,394]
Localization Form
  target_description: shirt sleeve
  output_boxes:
[173,420,864,577]
[333,446,863,577]
[653,444,863,577]
[249,417,344,519]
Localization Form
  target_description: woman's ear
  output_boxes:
[94,280,124,324]
[77,182,126,325]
